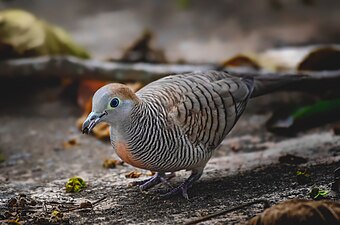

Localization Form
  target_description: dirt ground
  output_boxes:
[0,81,339,224]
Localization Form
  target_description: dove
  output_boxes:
[82,70,296,199]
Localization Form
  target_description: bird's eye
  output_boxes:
[110,97,120,108]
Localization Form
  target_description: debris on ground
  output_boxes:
[102,158,124,169]
[247,199,340,225]
[309,187,330,200]
[0,193,107,224]
[65,177,87,193]
[125,171,142,179]
[63,138,79,149]
[296,168,312,184]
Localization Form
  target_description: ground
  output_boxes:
[0,81,339,224]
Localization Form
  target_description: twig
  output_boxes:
[184,199,270,225]
[61,196,107,213]
[92,196,107,206]
[1,56,340,84]
[0,56,214,82]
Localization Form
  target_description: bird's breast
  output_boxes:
[114,140,148,170]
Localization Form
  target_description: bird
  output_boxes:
[81,70,298,199]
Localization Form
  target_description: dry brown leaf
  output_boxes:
[248,199,340,225]
[0,9,90,61]
[119,29,167,64]
[63,138,78,149]
[102,158,124,169]
[92,122,110,140]
[77,80,107,111]
[125,171,142,179]
[298,46,340,71]
[219,54,260,70]
[260,45,340,72]
[146,171,156,176]
[229,141,241,152]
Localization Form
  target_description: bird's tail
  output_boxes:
[227,69,340,98]
[250,74,307,98]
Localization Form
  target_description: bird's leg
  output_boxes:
[160,168,203,200]
[130,172,175,191]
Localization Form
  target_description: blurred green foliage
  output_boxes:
[267,98,340,134]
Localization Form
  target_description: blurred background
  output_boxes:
[1,0,340,62]
[0,1,339,224]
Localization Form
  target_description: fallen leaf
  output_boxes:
[0,9,90,60]
[77,80,108,111]
[296,168,312,184]
[3,220,21,225]
[125,171,142,179]
[218,54,260,70]
[248,199,340,225]
[63,138,78,149]
[309,187,330,200]
[65,176,86,193]
[260,45,340,72]
[79,201,92,209]
[51,210,63,220]
[298,46,340,71]
[102,158,124,169]
[229,141,241,152]
[267,98,340,135]
[119,29,167,64]
[146,171,156,176]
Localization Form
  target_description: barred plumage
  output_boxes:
[83,70,254,198]
[118,71,253,172]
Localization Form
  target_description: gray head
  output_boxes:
[82,83,140,134]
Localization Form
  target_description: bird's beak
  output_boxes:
[81,111,106,134]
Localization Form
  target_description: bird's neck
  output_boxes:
[110,100,157,147]
[110,100,162,170]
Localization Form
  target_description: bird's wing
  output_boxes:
[138,71,253,150]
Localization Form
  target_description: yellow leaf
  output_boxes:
[0,9,90,60]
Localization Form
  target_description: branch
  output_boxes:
[0,56,340,85]
[0,56,214,82]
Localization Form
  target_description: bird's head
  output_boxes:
[81,83,140,134]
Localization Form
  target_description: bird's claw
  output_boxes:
[160,185,189,200]
[129,172,175,191]
[129,177,153,187]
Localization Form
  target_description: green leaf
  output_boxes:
[292,98,340,120]
[309,187,329,200]
[267,98,340,134]
[65,176,86,193]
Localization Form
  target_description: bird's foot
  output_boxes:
[160,169,203,200]
[160,184,189,200]
[130,172,175,191]
[129,176,153,187]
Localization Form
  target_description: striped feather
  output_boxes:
[120,71,253,172]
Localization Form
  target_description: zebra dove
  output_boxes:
[81,71,279,199]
